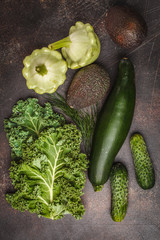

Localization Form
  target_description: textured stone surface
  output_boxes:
[0,0,160,239]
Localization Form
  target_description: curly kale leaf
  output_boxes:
[4,98,65,159]
[6,124,88,220]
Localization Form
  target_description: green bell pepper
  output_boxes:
[22,47,67,94]
[48,21,101,69]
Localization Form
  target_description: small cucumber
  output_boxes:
[130,133,155,189]
[110,162,128,222]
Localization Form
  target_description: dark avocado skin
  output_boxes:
[88,58,135,187]
[66,64,110,109]
[105,5,147,49]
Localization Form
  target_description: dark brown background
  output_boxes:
[0,0,160,239]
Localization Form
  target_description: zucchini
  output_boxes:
[88,58,135,191]
[130,133,155,189]
[110,162,128,222]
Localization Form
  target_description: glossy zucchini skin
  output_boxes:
[110,162,128,222]
[130,133,155,189]
[88,58,135,190]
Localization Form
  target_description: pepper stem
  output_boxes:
[48,36,71,50]
[35,64,48,76]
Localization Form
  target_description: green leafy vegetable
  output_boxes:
[6,125,88,220]
[48,21,101,69]
[44,92,97,155]
[4,98,65,159]
[22,47,68,94]
[5,98,88,220]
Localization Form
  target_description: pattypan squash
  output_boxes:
[22,47,67,94]
[48,21,101,69]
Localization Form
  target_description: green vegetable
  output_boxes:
[88,58,135,191]
[130,133,155,189]
[105,5,147,49]
[48,21,101,69]
[110,162,128,222]
[66,64,110,109]
[4,98,65,159]
[44,92,97,155]
[22,47,68,94]
[5,98,88,220]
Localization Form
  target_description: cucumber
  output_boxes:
[130,133,155,189]
[88,58,135,191]
[110,162,128,222]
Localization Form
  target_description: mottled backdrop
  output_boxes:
[0,0,160,240]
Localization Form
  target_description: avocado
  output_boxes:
[110,162,128,222]
[105,5,147,49]
[66,64,110,109]
[130,133,155,189]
